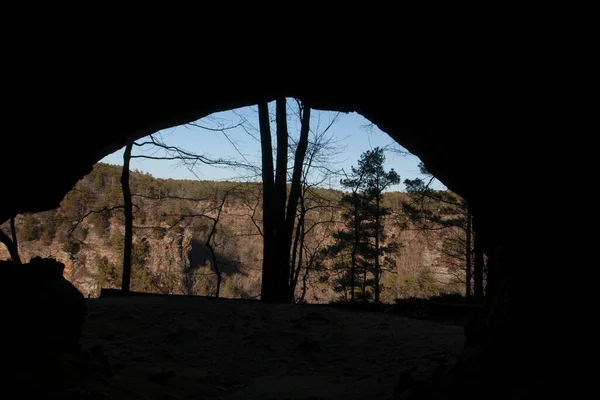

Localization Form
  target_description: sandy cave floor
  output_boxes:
[48,296,465,399]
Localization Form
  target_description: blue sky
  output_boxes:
[101,101,446,192]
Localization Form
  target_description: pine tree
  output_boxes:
[324,147,400,303]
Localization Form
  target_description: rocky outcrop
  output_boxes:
[1,257,86,354]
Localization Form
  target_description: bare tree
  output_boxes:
[288,108,344,301]
[258,98,348,303]
[195,185,238,298]
[121,142,133,293]
[159,102,344,303]
[118,126,253,295]
[0,216,21,264]
[92,105,343,301]
[132,134,258,177]
[258,101,279,302]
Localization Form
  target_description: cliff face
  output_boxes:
[1,163,465,302]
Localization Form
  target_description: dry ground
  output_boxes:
[46,295,465,399]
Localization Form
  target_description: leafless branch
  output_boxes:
[249,197,264,237]
[188,120,246,132]
[132,192,213,203]
[68,205,124,236]
[134,135,259,173]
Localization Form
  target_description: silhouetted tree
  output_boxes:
[121,142,133,293]
[323,148,400,303]
[109,230,151,292]
[332,166,367,303]
[288,105,343,301]
[402,163,483,298]
[360,147,400,302]
[0,216,21,264]
[258,101,278,302]
[125,132,250,297]
[197,185,237,298]
[258,98,311,303]
[132,104,342,302]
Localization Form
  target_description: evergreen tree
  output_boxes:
[324,147,400,303]
[358,148,400,302]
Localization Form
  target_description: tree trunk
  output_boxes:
[294,230,304,301]
[207,243,221,298]
[350,193,359,303]
[259,100,312,304]
[290,191,306,298]
[473,214,484,299]
[300,254,310,303]
[206,192,227,298]
[362,263,367,304]
[282,104,310,302]
[274,98,288,225]
[298,226,310,302]
[290,210,302,288]
[0,226,21,264]
[258,102,278,302]
[465,209,472,298]
[274,98,289,301]
[374,195,381,303]
[121,143,133,293]
[10,217,18,256]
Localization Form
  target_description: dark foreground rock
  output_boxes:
[1,257,86,395]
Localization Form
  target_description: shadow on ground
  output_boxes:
[40,295,465,399]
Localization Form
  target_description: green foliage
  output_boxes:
[403,178,467,230]
[325,147,401,302]
[95,254,121,289]
[131,262,153,292]
[107,229,151,291]
[110,230,125,254]
[131,239,150,270]
[180,263,214,296]
[416,267,441,297]
[382,267,442,300]
[113,230,148,262]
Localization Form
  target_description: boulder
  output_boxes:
[1,256,86,356]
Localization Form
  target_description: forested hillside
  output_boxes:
[1,163,467,302]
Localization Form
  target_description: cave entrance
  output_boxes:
[2,82,555,397]
[5,100,482,308]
